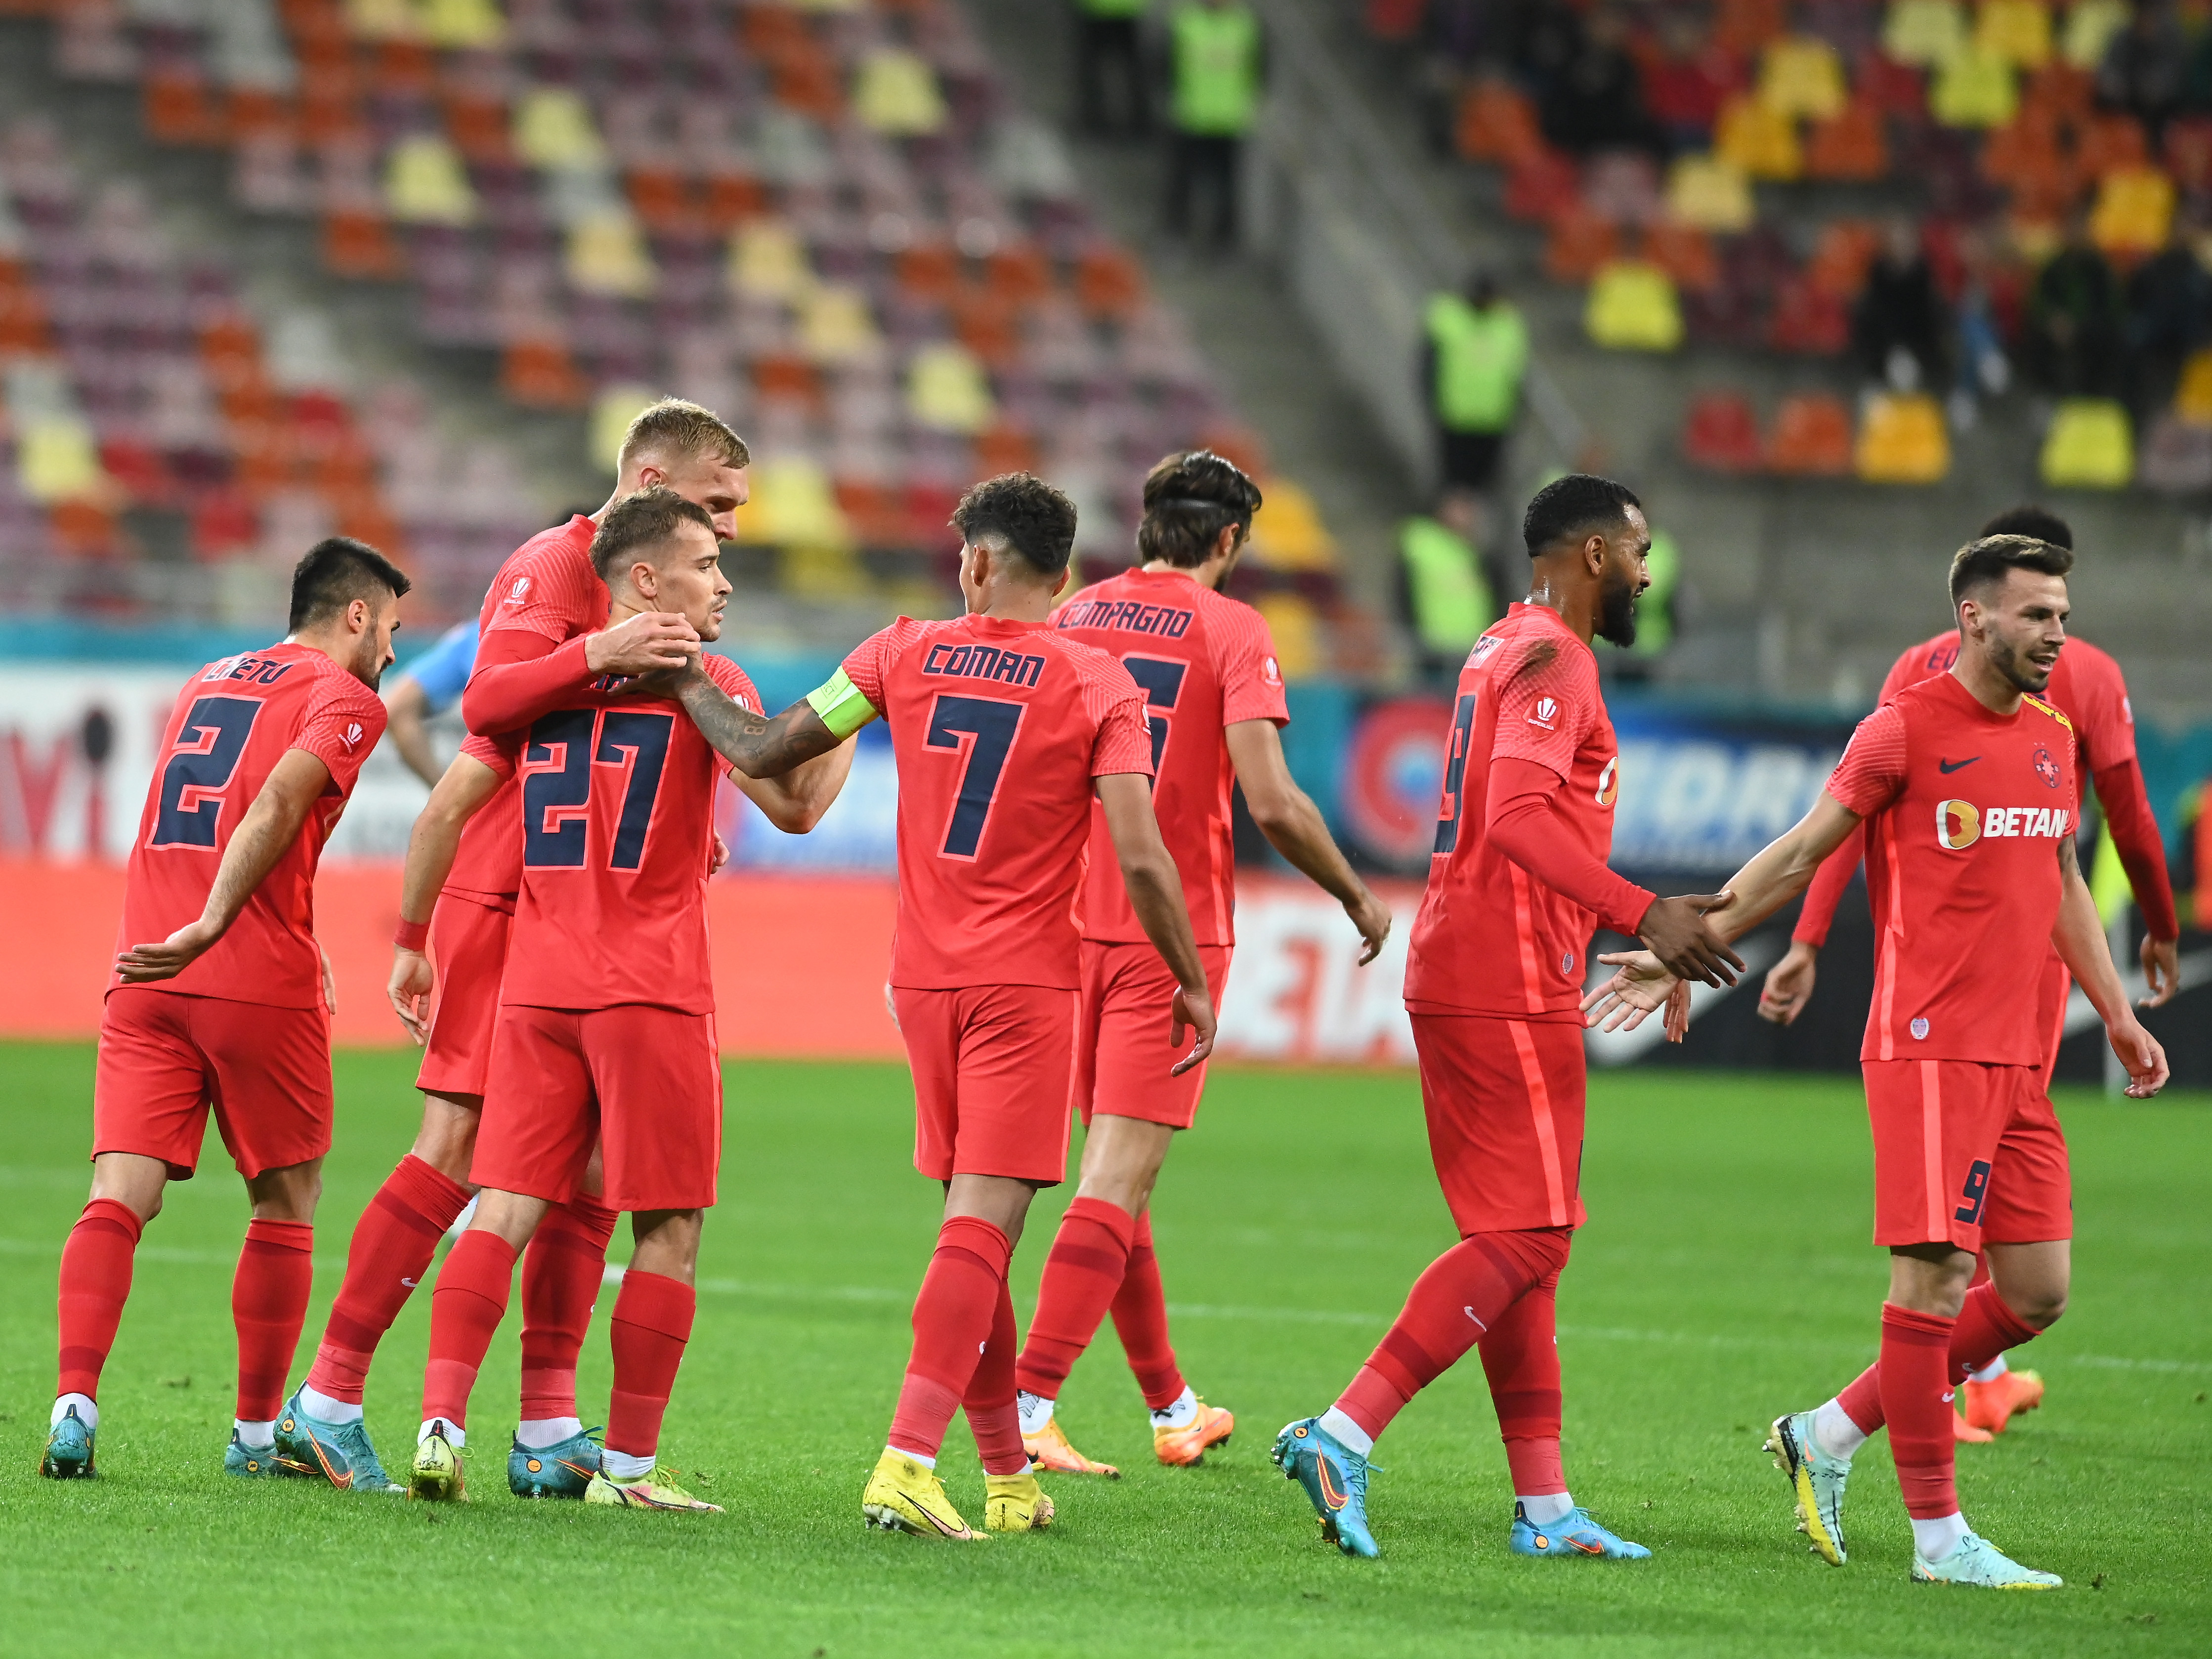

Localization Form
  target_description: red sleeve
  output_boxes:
[1072,648,1156,777]
[2093,758,2180,940]
[1792,819,1865,947]
[461,730,518,782]
[1825,702,1909,817]
[840,625,899,713]
[704,652,760,713]
[1490,638,1598,780]
[1214,600,1291,727]
[2064,643,2138,773]
[462,629,595,737]
[293,677,387,796]
[1485,756,1657,936]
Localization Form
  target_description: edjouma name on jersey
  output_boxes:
[1054,599,1194,638]
[921,641,1045,688]
[1935,800,2074,851]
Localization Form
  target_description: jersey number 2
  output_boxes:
[150,696,262,848]
[926,693,1022,858]
[522,709,674,869]
[1433,692,1478,855]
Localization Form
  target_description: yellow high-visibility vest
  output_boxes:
[1171,4,1261,136]
[1400,516,1493,655]
[1425,294,1530,432]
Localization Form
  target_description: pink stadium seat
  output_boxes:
[1682,389,1765,471]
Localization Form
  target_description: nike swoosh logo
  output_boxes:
[1316,1457,1349,1511]
[1939,757,1980,773]
[401,1277,418,1287]
[1569,1537,1605,1555]
[1462,1306,1489,1331]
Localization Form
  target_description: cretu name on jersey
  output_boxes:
[200,654,298,686]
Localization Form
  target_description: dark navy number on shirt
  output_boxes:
[150,696,262,849]
[522,708,675,870]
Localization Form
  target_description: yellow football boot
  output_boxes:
[861,1449,983,1541]
[584,1463,723,1512]
[1153,1398,1234,1467]
[1023,1416,1120,1478]
[407,1421,466,1503]
[983,1467,1056,1532]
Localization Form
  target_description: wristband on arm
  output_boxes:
[806,668,880,740]
[394,918,429,952]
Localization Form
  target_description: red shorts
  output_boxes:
[415,891,513,1100]
[1863,1059,2072,1251]
[896,982,1077,1184]
[1411,1013,1588,1234]
[93,987,333,1181]
[471,1003,721,1211]
[1074,940,1232,1130]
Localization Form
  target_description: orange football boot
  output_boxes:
[1962,1368,2044,1435]
[1022,1416,1120,1478]
[1951,1408,1994,1443]
[1153,1398,1234,1467]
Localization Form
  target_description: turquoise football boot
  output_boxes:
[1765,1407,1850,1564]
[274,1388,398,1492]
[40,1404,96,1480]
[1912,1532,2062,1589]
[1508,1501,1652,1559]
[1272,1417,1380,1558]
[224,1430,285,1479]
[510,1427,602,1498]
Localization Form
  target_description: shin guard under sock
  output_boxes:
[606,1269,694,1463]
[1110,1209,1185,1411]
[518,1192,619,1421]
[965,1280,1029,1476]
[422,1230,519,1431]
[1014,1196,1135,1401]
[56,1198,144,1401]
[307,1155,470,1405]
[232,1218,314,1423]
[1480,1268,1568,1495]
[888,1216,1012,1459]
[1879,1301,1960,1519]
[1833,1280,2045,1436]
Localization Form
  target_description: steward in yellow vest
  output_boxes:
[1163,1,1264,251]
[1422,273,1529,490]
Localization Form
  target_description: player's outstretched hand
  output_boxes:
[2140,934,2180,1008]
[586,611,699,679]
[1581,949,1679,1032]
[2109,1015,2169,1098]
[1662,979,1693,1043]
[1169,983,1217,1076]
[114,918,223,983]
[1758,938,1819,1025]
[1636,892,1744,987]
[389,944,435,1046]
[1346,890,1393,966]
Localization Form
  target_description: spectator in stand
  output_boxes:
[1639,13,1737,152]
[380,617,478,788]
[1852,217,1952,392]
[1538,7,1666,158]
[1398,488,1495,683]
[2025,214,2128,397]
[1504,0,1585,97]
[2096,0,2188,137]
[1163,0,1266,255]
[2123,223,2212,415]
[1075,0,1150,138]
[1422,271,1531,494]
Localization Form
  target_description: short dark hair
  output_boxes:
[1977,504,2074,550]
[1136,450,1263,568]
[952,472,1078,577]
[591,486,716,582]
[1522,473,1641,558]
[1948,533,2075,607]
[289,536,410,632]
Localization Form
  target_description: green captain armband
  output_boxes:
[806,667,878,740]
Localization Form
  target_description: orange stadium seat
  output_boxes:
[1807,220,1883,298]
[500,338,590,410]
[228,89,296,143]
[1074,244,1147,318]
[321,209,405,280]
[1714,0,1788,57]
[1767,275,1850,353]
[1804,98,1889,180]
[442,91,512,163]
[144,70,231,147]
[1766,393,1855,474]
[1503,149,1582,223]
[1681,389,1765,471]
[1643,220,1720,291]
[974,421,1040,477]
[895,242,961,305]
[1455,80,1545,166]
[1544,211,1621,282]
[701,172,766,230]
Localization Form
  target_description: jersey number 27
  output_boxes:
[523,708,674,869]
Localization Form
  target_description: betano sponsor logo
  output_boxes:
[1935,800,2072,851]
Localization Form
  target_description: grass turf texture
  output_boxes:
[0,1044,2206,1658]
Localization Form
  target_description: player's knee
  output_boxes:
[2012,1285,2067,1328]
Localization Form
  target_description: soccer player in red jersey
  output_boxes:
[662,473,1219,1540]
[41,539,407,1481]
[278,400,755,1494]
[1585,533,2168,1588]
[405,489,846,1511]
[1014,451,1393,1479]
[1275,476,1744,1561]
[1756,507,2181,1445]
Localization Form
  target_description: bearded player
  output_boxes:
[1756,505,2181,1446]
[1274,476,1744,1561]
[43,540,406,1481]
[1013,451,1393,1480]
[276,400,754,1494]
[1586,533,2167,1588]
[658,473,1218,1540]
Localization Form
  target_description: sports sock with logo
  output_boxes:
[888,1215,1013,1460]
[1480,1263,1570,1498]
[306,1154,471,1406]
[518,1191,619,1425]
[1332,1227,1571,1446]
[232,1218,314,1425]
[422,1229,519,1432]
[1828,1279,2042,1445]
[1014,1196,1134,1402]
[1110,1209,1186,1410]
[606,1268,694,1467]
[55,1197,143,1405]
[1878,1301,1959,1520]
[965,1279,1031,1476]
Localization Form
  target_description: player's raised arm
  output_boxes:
[387,745,509,1043]
[1225,718,1392,963]
[666,664,857,782]
[115,746,335,982]
[1096,772,1218,1074]
[2050,833,2169,1096]
[462,611,700,737]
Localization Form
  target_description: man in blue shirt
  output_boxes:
[381,618,477,786]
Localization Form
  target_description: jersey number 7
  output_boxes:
[522,708,675,869]
[151,696,261,849]
[926,693,1022,859]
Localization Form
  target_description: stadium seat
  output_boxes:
[1857,49,1930,115]
[1930,43,2019,128]
[1246,477,1337,571]
[1767,276,1851,353]
[1503,149,1583,223]
[2175,348,2212,425]
[853,49,948,136]
[1856,393,1951,482]
[2165,117,2212,194]
[1715,0,1790,57]
[1252,590,1325,678]
[321,209,404,280]
[800,285,881,365]
[2089,167,2175,258]
[1665,154,1756,231]
[499,337,589,410]
[2078,114,2151,176]
[1757,36,1847,121]
[1804,99,1889,180]
[1882,0,1967,66]
[1807,220,1883,297]
[1581,152,1662,226]
[1766,392,1856,474]
[1716,95,1803,179]
[1544,210,1620,282]
[1974,0,2052,67]
[1585,260,1684,351]
[384,134,476,226]
[511,86,604,170]
[1681,388,1765,471]
[1454,79,1545,166]
[566,210,655,298]
[1073,243,1147,318]
[2039,398,2133,487]
[906,341,995,432]
[1643,220,1720,291]
[2136,412,2212,492]
[974,420,1040,478]
[2061,0,2130,68]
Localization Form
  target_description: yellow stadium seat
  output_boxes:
[1931,43,2019,127]
[384,133,476,225]
[738,458,855,553]
[590,384,660,474]
[1254,592,1326,679]
[1665,155,1757,231]
[16,414,104,503]
[512,87,605,170]
[2088,166,2175,256]
[1758,36,1848,121]
[852,48,947,135]
[1585,260,1684,351]
[1716,94,1803,179]
[906,342,996,433]
[2061,0,2128,68]
[798,284,881,363]
[1245,476,1337,571]
[2039,397,2133,487]
[566,209,656,297]
[1975,0,2052,68]
[1855,392,1952,482]
[345,0,416,39]
[727,217,815,302]
[2174,347,2212,425]
[422,0,504,48]
[1884,0,1967,65]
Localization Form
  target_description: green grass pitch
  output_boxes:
[1,1042,2206,1658]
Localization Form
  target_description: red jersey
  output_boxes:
[484,654,759,1016]
[842,614,1155,990]
[1877,629,2134,798]
[114,644,385,1008]
[1052,567,1289,946]
[1826,673,2079,1065]
[1404,604,1630,1021]
[445,515,607,902]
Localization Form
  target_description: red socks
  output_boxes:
[1111,1209,1186,1410]
[233,1218,314,1422]
[55,1198,144,1401]
[1479,1266,1567,1494]
[888,1215,1012,1459]
[422,1230,519,1431]
[965,1280,1030,1476]
[1015,1196,1135,1400]
[307,1154,471,1405]
[606,1269,694,1462]
[519,1194,619,1421]
[1835,1281,2045,1435]
[1334,1228,1572,1443]
[1879,1301,1959,1518]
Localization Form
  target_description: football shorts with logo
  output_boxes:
[1412,1013,1590,1235]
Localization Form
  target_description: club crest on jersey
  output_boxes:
[1470,635,1503,668]
[1935,799,1981,850]
[1262,654,1282,687]
[1911,1017,1930,1040]
[341,721,363,750]
[1595,756,1618,808]
[2033,745,2059,789]
[505,576,532,605]
[1526,695,1559,732]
